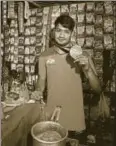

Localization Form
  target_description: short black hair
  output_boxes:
[54,13,75,31]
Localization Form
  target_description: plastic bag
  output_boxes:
[98,92,110,119]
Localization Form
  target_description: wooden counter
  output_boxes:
[1,103,42,146]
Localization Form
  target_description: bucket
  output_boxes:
[31,106,68,146]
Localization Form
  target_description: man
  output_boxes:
[32,13,101,142]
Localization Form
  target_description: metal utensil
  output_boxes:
[31,105,68,146]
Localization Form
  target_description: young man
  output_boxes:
[32,14,101,142]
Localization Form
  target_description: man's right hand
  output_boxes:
[31,90,43,101]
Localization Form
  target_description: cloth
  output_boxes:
[39,45,86,131]
[1,103,41,146]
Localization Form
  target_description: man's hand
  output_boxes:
[31,90,46,105]
[69,45,89,70]
[74,54,89,71]
[31,90,43,101]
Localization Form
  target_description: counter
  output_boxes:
[1,103,87,146]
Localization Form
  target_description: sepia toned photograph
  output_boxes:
[0,1,116,146]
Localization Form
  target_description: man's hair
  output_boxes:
[54,13,75,31]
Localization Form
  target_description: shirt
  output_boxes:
[38,45,86,131]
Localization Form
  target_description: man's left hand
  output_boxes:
[74,55,89,71]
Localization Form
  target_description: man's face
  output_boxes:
[54,24,72,46]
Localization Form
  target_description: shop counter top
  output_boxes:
[1,103,87,146]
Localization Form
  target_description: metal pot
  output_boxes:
[31,106,68,146]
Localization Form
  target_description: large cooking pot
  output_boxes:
[31,106,68,146]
